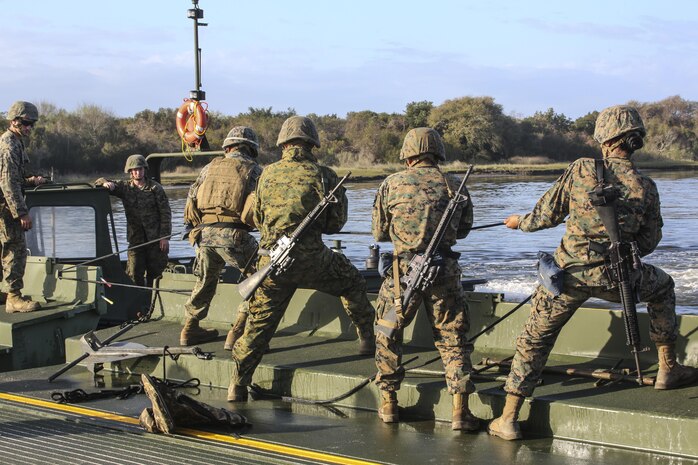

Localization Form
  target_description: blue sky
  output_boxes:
[2,0,697,120]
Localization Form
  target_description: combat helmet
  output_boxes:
[124,154,148,173]
[276,116,321,148]
[222,126,259,156]
[593,105,646,144]
[399,127,446,161]
[6,101,39,122]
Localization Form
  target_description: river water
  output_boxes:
[109,170,698,314]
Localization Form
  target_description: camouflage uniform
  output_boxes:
[184,150,261,321]
[95,176,171,287]
[231,145,375,387]
[372,163,475,394]
[505,156,676,397]
[0,130,33,293]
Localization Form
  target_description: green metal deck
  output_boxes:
[52,270,698,460]
[0,257,105,371]
[1,366,695,465]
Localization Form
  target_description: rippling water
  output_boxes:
[110,170,698,314]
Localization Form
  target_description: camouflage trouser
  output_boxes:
[0,208,27,294]
[505,263,676,397]
[185,233,258,321]
[231,246,375,386]
[374,257,475,394]
[126,242,168,288]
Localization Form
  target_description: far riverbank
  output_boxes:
[157,159,698,185]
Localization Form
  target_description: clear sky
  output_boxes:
[2,0,697,120]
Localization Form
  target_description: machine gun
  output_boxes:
[376,165,473,339]
[237,173,350,301]
[588,161,647,386]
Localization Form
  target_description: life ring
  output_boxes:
[176,99,208,146]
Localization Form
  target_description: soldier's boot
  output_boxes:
[141,374,175,434]
[139,408,160,433]
[451,393,481,431]
[358,326,375,356]
[488,394,524,441]
[378,390,399,423]
[227,383,249,402]
[0,292,6,305]
[179,318,218,346]
[224,311,248,351]
[5,292,40,313]
[358,338,375,356]
[655,343,698,390]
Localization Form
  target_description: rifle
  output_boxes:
[588,160,647,386]
[376,165,474,339]
[237,172,350,301]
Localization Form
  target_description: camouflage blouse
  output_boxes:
[372,165,473,256]
[519,156,662,274]
[95,177,172,246]
[0,130,32,218]
[254,146,347,253]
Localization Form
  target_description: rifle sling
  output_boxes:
[393,253,401,313]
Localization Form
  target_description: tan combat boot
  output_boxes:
[224,311,248,351]
[179,318,219,346]
[227,383,249,402]
[488,394,525,440]
[139,408,159,433]
[655,343,698,390]
[452,393,480,431]
[141,374,175,434]
[378,390,399,423]
[5,293,40,313]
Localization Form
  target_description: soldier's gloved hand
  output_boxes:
[19,214,33,231]
[160,239,170,253]
[504,215,521,229]
[99,181,116,190]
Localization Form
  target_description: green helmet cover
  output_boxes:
[276,116,321,148]
[223,126,260,155]
[6,101,39,121]
[399,127,446,161]
[124,154,148,173]
[593,105,646,144]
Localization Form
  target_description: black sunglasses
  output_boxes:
[20,120,35,127]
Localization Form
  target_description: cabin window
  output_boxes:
[26,206,97,259]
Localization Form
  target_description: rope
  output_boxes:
[58,276,191,296]
[50,375,202,404]
[51,385,142,404]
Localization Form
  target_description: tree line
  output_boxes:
[5,95,697,176]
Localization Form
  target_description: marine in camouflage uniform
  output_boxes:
[180,127,262,347]
[372,127,480,431]
[489,105,698,441]
[0,101,47,312]
[227,116,375,402]
[95,154,171,288]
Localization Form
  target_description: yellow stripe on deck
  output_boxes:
[0,392,379,465]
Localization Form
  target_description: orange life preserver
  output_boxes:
[176,99,208,146]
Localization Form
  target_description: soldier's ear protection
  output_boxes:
[620,131,644,152]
